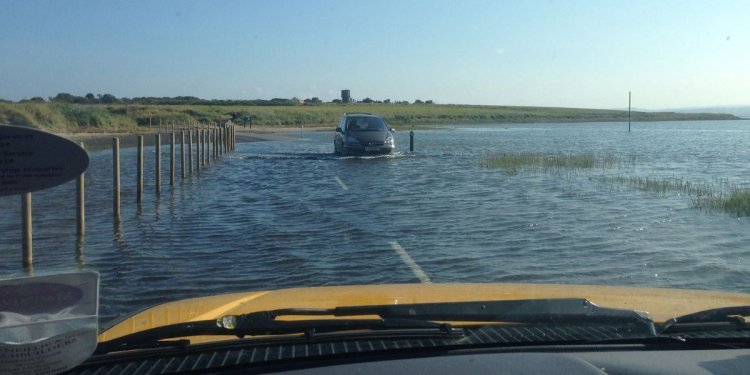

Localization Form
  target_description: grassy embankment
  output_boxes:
[0,102,740,133]
[2,101,746,214]
[479,153,750,217]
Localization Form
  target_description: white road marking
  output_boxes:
[334,176,349,191]
[389,241,431,283]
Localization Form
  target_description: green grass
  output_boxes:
[0,102,739,133]
[0,102,140,132]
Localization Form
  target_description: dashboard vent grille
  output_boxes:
[65,324,687,374]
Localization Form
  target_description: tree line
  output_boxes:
[7,93,435,106]
[14,93,304,106]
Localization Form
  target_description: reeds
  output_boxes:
[480,151,750,217]
[478,152,632,174]
[594,175,712,196]
[695,188,750,217]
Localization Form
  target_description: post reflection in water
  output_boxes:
[168,187,177,218]
[76,236,86,267]
[113,218,127,253]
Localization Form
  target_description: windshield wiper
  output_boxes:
[659,305,750,334]
[333,298,652,327]
[96,298,654,354]
[96,315,457,354]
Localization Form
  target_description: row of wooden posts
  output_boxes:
[20,124,237,268]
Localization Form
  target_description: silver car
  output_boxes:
[333,113,395,156]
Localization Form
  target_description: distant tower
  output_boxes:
[341,89,351,103]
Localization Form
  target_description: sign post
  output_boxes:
[0,125,89,267]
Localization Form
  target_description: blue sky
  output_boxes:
[1,0,748,109]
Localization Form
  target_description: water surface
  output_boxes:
[1,121,749,322]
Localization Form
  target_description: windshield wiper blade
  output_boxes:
[659,305,750,334]
[95,316,457,354]
[332,298,653,327]
[96,298,654,354]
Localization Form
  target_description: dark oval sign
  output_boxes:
[0,125,89,197]
[0,282,84,315]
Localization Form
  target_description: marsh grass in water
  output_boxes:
[594,175,714,196]
[478,152,634,175]
[594,176,750,217]
[481,152,750,217]
[694,189,750,217]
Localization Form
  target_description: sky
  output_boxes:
[1,0,748,109]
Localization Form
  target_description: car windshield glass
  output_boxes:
[347,117,387,132]
[1,2,750,365]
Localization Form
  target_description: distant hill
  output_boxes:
[669,106,750,119]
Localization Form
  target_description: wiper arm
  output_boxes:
[97,298,654,354]
[95,315,457,354]
[660,305,750,334]
[226,299,653,336]
[333,298,653,327]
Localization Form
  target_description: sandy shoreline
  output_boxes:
[59,125,331,151]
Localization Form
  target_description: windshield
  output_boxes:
[1,0,750,359]
[347,117,388,132]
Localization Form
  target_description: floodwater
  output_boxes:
[1,120,750,323]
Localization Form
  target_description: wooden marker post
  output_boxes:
[202,129,207,166]
[188,129,193,174]
[181,130,186,179]
[137,136,144,203]
[197,129,202,170]
[207,129,212,164]
[77,142,86,235]
[22,193,32,267]
[170,133,175,186]
[155,134,161,194]
[113,138,121,220]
